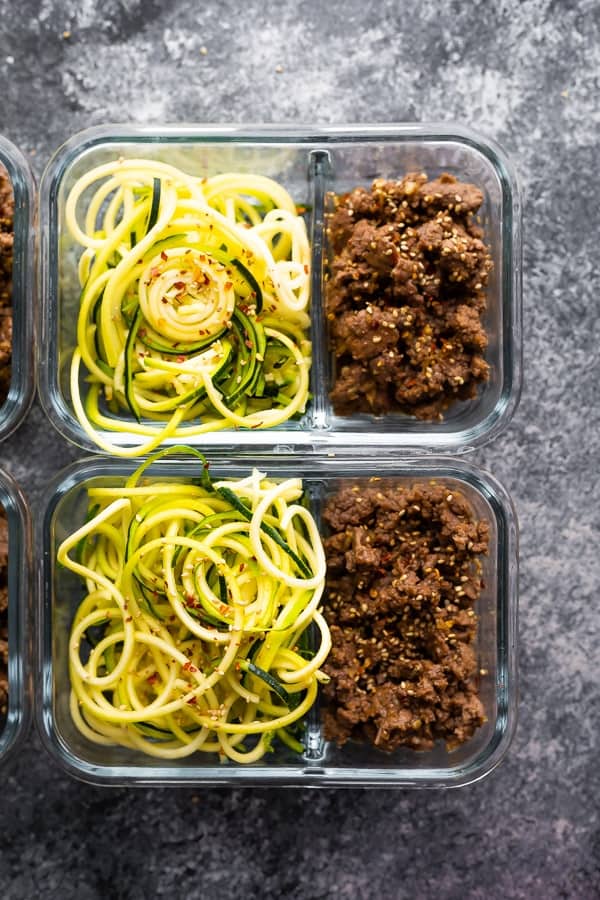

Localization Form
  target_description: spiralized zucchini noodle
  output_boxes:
[64,159,311,456]
[59,448,330,762]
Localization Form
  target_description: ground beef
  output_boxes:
[322,481,489,753]
[0,166,13,403]
[326,173,493,420]
[0,509,8,718]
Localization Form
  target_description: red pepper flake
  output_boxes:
[160,251,168,261]
[182,661,198,673]
[174,281,186,290]
[150,267,160,278]
[147,673,158,685]
[176,355,186,363]
[224,282,233,290]
[187,696,198,705]
[239,563,246,572]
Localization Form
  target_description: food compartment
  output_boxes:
[40,459,323,778]
[319,131,521,449]
[0,135,35,441]
[317,470,508,778]
[39,127,326,454]
[0,467,31,769]
[39,454,516,786]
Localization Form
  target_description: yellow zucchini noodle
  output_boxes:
[59,448,330,762]
[64,159,312,456]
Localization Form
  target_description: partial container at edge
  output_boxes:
[0,134,36,441]
[0,466,32,770]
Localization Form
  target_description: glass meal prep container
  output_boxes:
[0,134,35,442]
[38,124,521,454]
[0,466,31,770]
[37,453,517,787]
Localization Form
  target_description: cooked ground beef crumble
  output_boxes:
[322,481,489,753]
[0,166,13,404]
[326,173,493,420]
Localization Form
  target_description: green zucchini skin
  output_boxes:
[146,178,161,233]
[92,290,110,365]
[231,258,263,314]
[222,308,261,406]
[215,485,313,579]
[137,323,227,356]
[124,307,144,421]
[240,659,290,706]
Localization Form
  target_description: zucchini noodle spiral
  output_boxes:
[64,159,312,456]
[60,448,330,763]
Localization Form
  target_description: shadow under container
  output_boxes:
[38,453,517,787]
[0,135,36,442]
[38,124,521,454]
[0,467,32,771]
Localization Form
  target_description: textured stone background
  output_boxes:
[1,1,599,897]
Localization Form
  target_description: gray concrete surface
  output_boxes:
[1,1,599,897]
